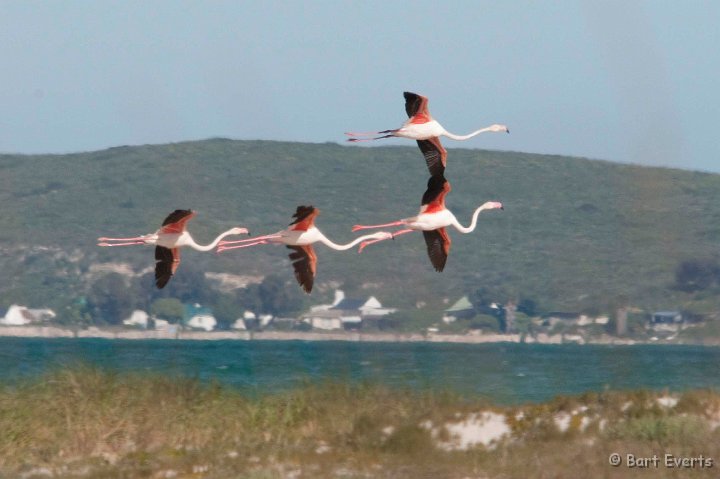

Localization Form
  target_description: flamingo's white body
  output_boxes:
[224,226,376,249]
[388,118,508,142]
[352,176,503,271]
[97,209,249,288]
[218,206,392,292]
[380,207,490,233]
[346,92,508,176]
[217,218,392,251]
[99,230,241,251]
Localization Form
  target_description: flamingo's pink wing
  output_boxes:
[287,245,316,293]
[416,137,447,177]
[289,206,319,231]
[403,91,430,118]
[155,246,180,289]
[423,228,451,272]
[420,175,452,214]
[160,210,195,234]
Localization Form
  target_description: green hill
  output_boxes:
[2,139,720,316]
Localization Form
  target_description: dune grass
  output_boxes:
[1,367,719,478]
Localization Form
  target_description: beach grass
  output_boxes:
[1,367,719,478]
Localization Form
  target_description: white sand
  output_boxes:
[554,412,571,433]
[436,412,511,450]
[656,396,678,408]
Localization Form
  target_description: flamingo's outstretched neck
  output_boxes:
[451,202,503,233]
[186,229,248,252]
[442,124,510,141]
[359,229,410,253]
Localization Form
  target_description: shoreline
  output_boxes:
[0,325,715,346]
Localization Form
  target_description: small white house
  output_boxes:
[1,305,56,326]
[153,318,171,330]
[332,296,395,317]
[187,315,216,332]
[259,314,274,328]
[231,311,256,330]
[123,310,149,328]
[27,308,56,321]
[443,296,475,323]
[307,310,343,330]
[231,311,276,330]
[1,305,33,326]
[358,296,396,316]
[310,290,346,312]
[595,316,610,325]
[302,293,395,330]
[184,303,216,331]
[340,315,363,328]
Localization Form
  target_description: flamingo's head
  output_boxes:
[489,124,509,133]
[482,201,504,211]
[230,227,250,236]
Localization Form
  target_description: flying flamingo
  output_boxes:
[346,91,509,176]
[352,175,503,272]
[217,206,392,293]
[97,209,249,289]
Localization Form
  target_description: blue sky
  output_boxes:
[1,1,718,172]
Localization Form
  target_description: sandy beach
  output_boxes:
[0,325,655,345]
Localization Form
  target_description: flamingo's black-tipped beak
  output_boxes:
[506,128,510,134]
[501,206,505,210]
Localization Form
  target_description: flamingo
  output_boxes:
[97,209,249,289]
[217,206,392,293]
[346,91,509,176]
[351,175,503,272]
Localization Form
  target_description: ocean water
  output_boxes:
[1,338,719,404]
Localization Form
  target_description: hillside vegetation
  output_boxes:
[2,139,720,315]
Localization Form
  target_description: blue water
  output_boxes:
[1,338,719,404]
